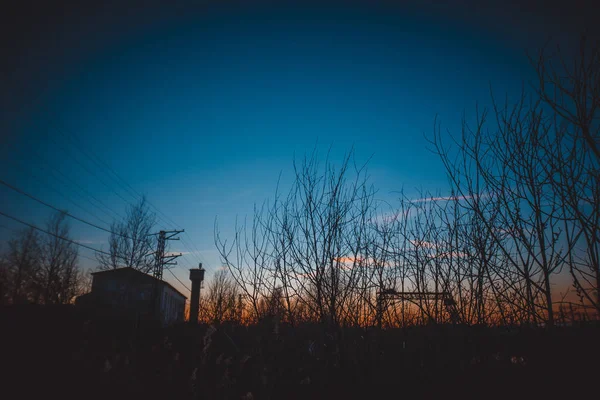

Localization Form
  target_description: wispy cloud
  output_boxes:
[334,256,364,264]
[75,239,102,245]
[334,256,396,269]
[410,194,474,203]
[410,192,494,203]
[334,256,365,270]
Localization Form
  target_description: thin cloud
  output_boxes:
[335,256,364,264]
[410,192,495,203]
[410,194,475,203]
[75,239,102,245]
[334,256,395,269]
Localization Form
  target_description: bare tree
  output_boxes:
[535,38,600,315]
[431,102,565,327]
[534,36,600,162]
[38,212,81,305]
[96,197,157,273]
[428,36,600,327]
[215,202,274,323]
[215,148,379,330]
[279,149,375,329]
[3,227,41,304]
[0,253,9,305]
[201,269,240,325]
[210,38,599,329]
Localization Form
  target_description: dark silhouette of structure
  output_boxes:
[76,267,186,325]
[376,288,461,327]
[188,263,205,324]
[149,229,183,318]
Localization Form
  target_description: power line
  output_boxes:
[43,131,136,212]
[59,129,208,269]
[0,210,117,258]
[0,178,136,241]
[10,157,113,229]
[26,147,126,223]
[72,250,101,264]
[51,125,142,204]
[12,117,187,252]
[166,267,191,293]
[51,122,194,236]
[0,222,101,264]
[172,236,204,264]
[6,138,197,264]
[41,117,210,269]
[47,123,169,219]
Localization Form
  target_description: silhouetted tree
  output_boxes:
[216,149,379,330]
[38,212,82,304]
[201,269,240,324]
[215,203,274,323]
[0,254,8,304]
[2,227,41,304]
[213,37,599,328]
[96,197,157,272]
[429,37,600,326]
[535,38,600,316]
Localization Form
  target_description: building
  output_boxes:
[76,267,186,326]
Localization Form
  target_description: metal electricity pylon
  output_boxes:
[149,229,184,318]
[152,229,184,280]
[376,288,461,328]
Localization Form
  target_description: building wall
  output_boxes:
[160,284,186,325]
[91,274,151,309]
[86,269,186,325]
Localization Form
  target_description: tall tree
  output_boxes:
[39,212,81,305]
[0,253,8,305]
[536,38,600,315]
[201,269,240,324]
[214,203,274,323]
[96,197,157,273]
[3,227,41,304]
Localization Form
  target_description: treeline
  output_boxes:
[0,197,156,307]
[212,38,600,329]
[0,212,85,305]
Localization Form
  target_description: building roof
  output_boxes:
[92,267,187,299]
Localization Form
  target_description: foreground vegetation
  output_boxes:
[2,305,598,400]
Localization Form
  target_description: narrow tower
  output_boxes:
[189,263,205,324]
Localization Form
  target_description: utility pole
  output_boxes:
[150,229,184,319]
[153,230,184,280]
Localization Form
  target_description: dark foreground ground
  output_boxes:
[2,305,598,400]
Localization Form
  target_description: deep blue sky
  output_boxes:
[0,0,596,296]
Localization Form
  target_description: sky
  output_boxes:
[1,0,597,297]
